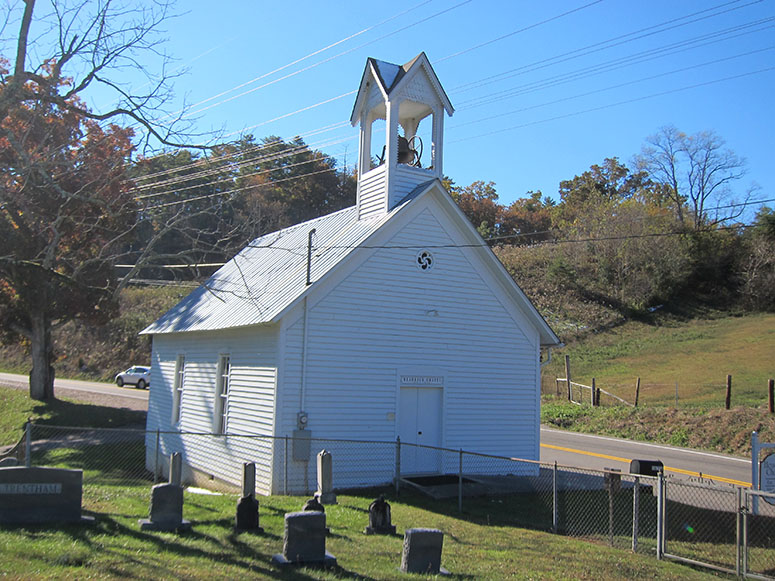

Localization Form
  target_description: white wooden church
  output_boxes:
[142,53,561,495]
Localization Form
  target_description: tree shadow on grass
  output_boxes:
[45,515,328,580]
[30,397,146,430]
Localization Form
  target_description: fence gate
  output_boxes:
[743,489,775,579]
[661,479,742,576]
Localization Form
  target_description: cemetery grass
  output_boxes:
[0,487,720,580]
[0,386,145,447]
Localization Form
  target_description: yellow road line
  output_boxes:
[541,443,750,487]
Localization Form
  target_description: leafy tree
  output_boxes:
[553,159,690,310]
[504,191,555,244]
[556,157,651,229]
[739,207,775,311]
[0,0,204,400]
[449,180,502,238]
[635,126,755,230]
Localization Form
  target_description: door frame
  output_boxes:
[395,369,447,469]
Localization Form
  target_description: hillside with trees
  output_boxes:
[2,121,773,386]
[0,1,770,396]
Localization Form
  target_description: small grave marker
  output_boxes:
[271,511,336,567]
[401,528,448,574]
[235,462,262,532]
[139,453,191,532]
[316,449,337,505]
[365,495,396,535]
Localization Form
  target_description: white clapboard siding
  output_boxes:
[146,326,279,494]
[277,203,540,491]
[391,164,432,208]
[358,165,386,220]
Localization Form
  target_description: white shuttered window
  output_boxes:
[214,355,231,434]
[171,355,185,425]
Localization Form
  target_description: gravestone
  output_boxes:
[316,449,337,505]
[364,495,396,535]
[271,511,337,567]
[401,528,448,575]
[302,494,325,513]
[235,462,262,532]
[0,466,91,524]
[139,452,191,532]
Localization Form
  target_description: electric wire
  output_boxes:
[125,2,770,194]
[450,66,775,143]
[450,0,761,93]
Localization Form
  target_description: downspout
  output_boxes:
[300,228,315,413]
[540,347,553,368]
[300,296,310,412]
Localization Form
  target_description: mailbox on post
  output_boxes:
[629,459,663,477]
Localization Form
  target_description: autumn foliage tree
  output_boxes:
[0,0,202,400]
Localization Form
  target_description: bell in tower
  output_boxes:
[350,53,454,220]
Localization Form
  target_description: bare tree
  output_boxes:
[0,0,214,400]
[635,125,754,230]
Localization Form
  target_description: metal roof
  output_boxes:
[141,188,425,335]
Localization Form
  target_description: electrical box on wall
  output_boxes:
[297,411,308,430]
[292,429,311,462]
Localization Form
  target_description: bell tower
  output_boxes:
[350,53,454,220]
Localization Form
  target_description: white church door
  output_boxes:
[399,386,443,475]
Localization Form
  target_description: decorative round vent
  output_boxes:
[416,250,434,271]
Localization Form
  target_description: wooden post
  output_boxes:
[768,379,774,414]
[634,377,641,407]
[596,387,601,407]
[725,374,732,410]
[565,355,572,401]
[591,378,596,406]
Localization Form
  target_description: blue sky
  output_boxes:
[39,1,775,215]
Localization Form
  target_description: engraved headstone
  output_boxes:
[0,466,91,524]
[316,449,337,505]
[401,528,448,575]
[364,495,396,535]
[235,462,262,532]
[271,511,336,567]
[139,453,190,532]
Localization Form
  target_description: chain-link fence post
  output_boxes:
[656,472,664,559]
[552,461,558,533]
[742,489,750,577]
[458,449,463,513]
[153,429,160,483]
[24,420,32,468]
[735,487,742,577]
[394,436,401,496]
[284,435,289,495]
[632,476,640,552]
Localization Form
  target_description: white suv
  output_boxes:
[115,366,151,389]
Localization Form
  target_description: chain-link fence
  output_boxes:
[658,479,775,578]
[7,423,773,579]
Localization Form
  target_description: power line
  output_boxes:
[435,0,604,63]
[450,46,775,129]
[450,0,761,93]
[454,20,775,111]
[450,66,775,143]
[116,222,761,272]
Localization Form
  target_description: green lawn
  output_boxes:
[0,485,721,580]
[545,312,775,407]
[0,386,145,447]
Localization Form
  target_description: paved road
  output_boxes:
[0,372,754,486]
[540,426,752,487]
[0,372,149,403]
